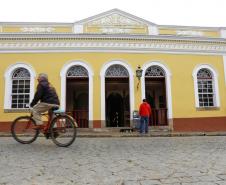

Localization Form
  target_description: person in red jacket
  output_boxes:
[139,99,151,134]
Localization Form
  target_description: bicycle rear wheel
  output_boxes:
[50,115,77,147]
[11,116,39,144]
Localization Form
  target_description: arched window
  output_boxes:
[197,68,215,107]
[11,68,31,108]
[105,64,129,77]
[67,65,88,77]
[145,65,165,77]
[4,63,35,111]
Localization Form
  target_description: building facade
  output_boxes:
[1,9,226,132]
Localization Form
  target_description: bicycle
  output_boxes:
[11,108,77,147]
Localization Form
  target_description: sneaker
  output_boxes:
[44,132,59,139]
[44,132,50,139]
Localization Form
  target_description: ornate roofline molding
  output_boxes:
[0,22,73,26]
[0,33,225,43]
[0,9,225,36]
[158,25,222,31]
[0,32,225,55]
[0,39,225,55]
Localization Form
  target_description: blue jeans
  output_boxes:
[140,116,149,133]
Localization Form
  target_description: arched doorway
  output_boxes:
[66,65,89,128]
[105,64,130,127]
[145,65,167,126]
[106,93,123,127]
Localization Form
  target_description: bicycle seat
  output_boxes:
[51,106,59,111]
[53,109,64,114]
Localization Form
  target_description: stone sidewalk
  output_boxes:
[1,136,226,185]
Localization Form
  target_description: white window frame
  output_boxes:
[11,68,31,109]
[223,55,226,84]
[4,63,36,110]
[193,64,220,108]
[60,60,94,122]
[100,60,134,123]
[141,61,173,119]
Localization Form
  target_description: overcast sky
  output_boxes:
[0,0,225,27]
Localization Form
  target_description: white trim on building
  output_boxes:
[141,61,173,119]
[220,29,226,39]
[60,60,94,122]
[192,64,220,108]
[100,60,135,125]
[223,55,226,85]
[0,39,225,55]
[4,62,36,110]
[74,24,83,34]
[148,25,159,35]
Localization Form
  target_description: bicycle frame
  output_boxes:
[31,111,53,134]
[35,112,77,132]
[12,109,78,147]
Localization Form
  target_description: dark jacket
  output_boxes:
[30,79,60,107]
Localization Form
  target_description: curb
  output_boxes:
[1,131,226,137]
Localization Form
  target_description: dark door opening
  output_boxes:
[106,93,123,127]
[145,78,167,126]
[105,78,130,127]
[66,78,89,128]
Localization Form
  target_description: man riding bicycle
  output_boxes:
[11,73,77,146]
[30,73,60,127]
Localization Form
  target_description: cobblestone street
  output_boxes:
[1,136,226,185]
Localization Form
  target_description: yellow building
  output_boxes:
[1,9,226,132]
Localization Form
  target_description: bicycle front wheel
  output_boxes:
[50,115,77,147]
[11,116,39,144]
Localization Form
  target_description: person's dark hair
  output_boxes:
[143,99,146,102]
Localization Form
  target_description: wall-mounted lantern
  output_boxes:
[136,65,143,89]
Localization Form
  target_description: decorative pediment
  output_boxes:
[86,13,148,34]
[75,9,156,35]
[87,13,144,27]
[76,9,155,25]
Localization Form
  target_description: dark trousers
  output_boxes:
[140,116,149,133]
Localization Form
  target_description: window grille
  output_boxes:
[197,68,214,107]
[67,65,88,77]
[105,64,129,77]
[11,68,30,108]
[145,65,165,77]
